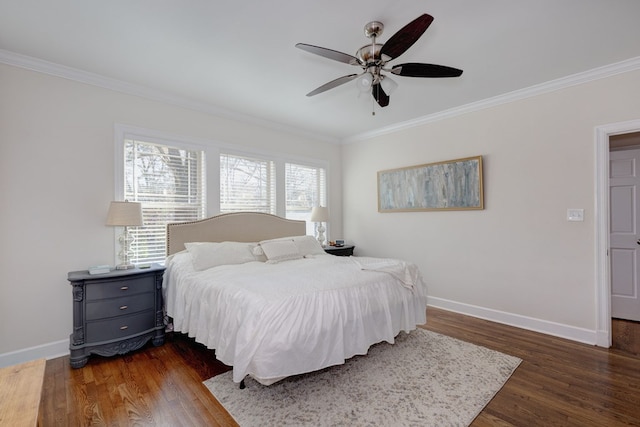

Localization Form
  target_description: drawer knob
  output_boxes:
[119,305,128,310]
[120,286,129,291]
[120,325,128,330]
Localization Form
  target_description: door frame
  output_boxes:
[595,118,640,347]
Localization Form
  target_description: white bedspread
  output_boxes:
[163,253,428,385]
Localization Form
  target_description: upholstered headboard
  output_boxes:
[166,212,307,255]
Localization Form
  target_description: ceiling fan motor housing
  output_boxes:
[356,43,384,64]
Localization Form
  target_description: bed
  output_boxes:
[163,212,428,386]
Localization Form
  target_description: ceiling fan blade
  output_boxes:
[296,43,360,65]
[380,14,434,61]
[371,83,390,107]
[306,74,360,97]
[391,63,463,78]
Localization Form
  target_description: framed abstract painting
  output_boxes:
[378,155,484,212]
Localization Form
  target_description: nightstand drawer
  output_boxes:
[86,275,155,300]
[86,310,155,342]
[86,292,155,320]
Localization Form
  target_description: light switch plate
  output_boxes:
[567,209,584,221]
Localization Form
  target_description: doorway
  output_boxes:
[595,119,640,349]
[609,134,640,354]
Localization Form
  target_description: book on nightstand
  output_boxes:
[88,265,111,275]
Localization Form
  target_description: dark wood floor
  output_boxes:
[612,318,640,356]
[40,307,640,426]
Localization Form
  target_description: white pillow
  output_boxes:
[251,244,268,262]
[293,235,326,257]
[185,241,258,271]
[259,239,303,263]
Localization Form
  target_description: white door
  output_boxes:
[610,148,640,321]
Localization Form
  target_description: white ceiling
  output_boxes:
[2,0,640,142]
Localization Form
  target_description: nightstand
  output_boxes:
[324,245,355,256]
[67,265,165,368]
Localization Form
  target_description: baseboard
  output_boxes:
[428,297,599,346]
[0,339,69,368]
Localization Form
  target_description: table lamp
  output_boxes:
[106,200,143,269]
[310,206,329,246]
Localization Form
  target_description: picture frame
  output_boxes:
[377,155,484,212]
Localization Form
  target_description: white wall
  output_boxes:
[0,63,342,364]
[342,69,640,342]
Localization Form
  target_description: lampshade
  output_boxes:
[380,75,398,95]
[106,201,143,226]
[356,72,373,92]
[310,206,329,222]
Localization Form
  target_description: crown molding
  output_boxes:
[0,49,339,145]
[343,56,640,143]
[3,49,639,146]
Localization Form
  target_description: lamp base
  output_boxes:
[316,223,326,247]
[115,263,136,270]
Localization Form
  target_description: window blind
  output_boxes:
[220,153,276,214]
[124,139,206,264]
[285,162,327,234]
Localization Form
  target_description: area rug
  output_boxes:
[204,329,521,426]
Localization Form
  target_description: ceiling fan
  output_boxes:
[295,14,462,109]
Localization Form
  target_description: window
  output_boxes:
[117,125,330,264]
[124,138,206,264]
[219,155,327,234]
[285,162,327,235]
[220,153,276,214]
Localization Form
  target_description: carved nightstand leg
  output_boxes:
[70,355,88,369]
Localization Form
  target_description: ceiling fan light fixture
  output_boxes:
[380,75,398,95]
[356,72,373,92]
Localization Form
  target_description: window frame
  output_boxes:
[114,124,218,265]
